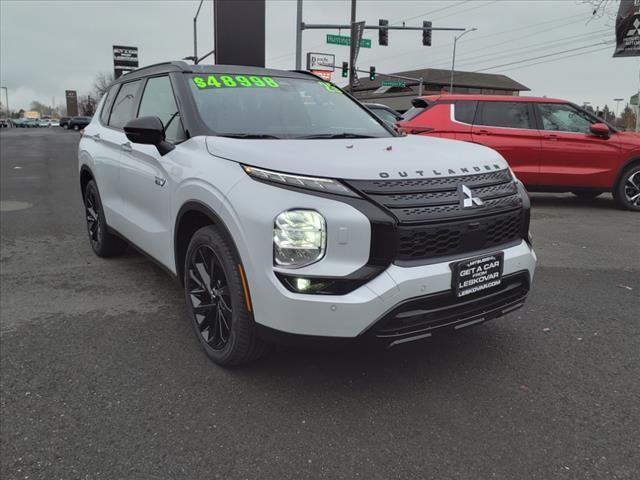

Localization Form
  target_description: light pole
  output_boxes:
[450,28,476,94]
[449,28,477,94]
[0,86,8,119]
[187,0,205,63]
[613,97,624,120]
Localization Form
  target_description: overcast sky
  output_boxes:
[0,0,637,113]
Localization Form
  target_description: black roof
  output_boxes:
[351,67,529,92]
[113,61,317,84]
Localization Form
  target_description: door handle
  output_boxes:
[120,142,132,152]
[476,129,491,135]
[544,134,558,141]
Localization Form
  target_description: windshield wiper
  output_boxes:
[297,133,378,139]
[218,133,281,139]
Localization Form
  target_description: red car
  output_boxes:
[397,95,640,211]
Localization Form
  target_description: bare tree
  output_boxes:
[93,72,114,99]
[79,95,97,116]
[580,0,618,21]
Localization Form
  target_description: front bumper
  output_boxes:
[251,240,536,340]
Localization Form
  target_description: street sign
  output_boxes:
[326,34,371,48]
[113,45,138,79]
[382,80,406,88]
[306,52,335,72]
[631,93,639,106]
[312,70,332,81]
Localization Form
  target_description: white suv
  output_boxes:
[79,61,536,366]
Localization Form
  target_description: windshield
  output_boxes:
[187,73,392,139]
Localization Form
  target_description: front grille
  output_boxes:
[344,169,525,263]
[396,209,522,260]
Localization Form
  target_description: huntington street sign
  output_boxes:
[326,34,371,48]
[382,80,406,87]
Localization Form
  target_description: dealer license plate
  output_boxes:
[452,252,504,298]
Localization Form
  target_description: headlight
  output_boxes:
[243,165,358,197]
[274,210,326,268]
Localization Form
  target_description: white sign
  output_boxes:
[306,52,335,72]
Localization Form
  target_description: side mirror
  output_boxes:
[590,122,610,138]
[123,116,175,155]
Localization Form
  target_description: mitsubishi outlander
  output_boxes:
[78,62,536,365]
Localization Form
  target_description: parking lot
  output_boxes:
[1,128,638,479]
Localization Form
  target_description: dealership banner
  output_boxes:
[113,45,139,79]
[614,0,640,57]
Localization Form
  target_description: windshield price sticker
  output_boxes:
[193,75,280,89]
[317,81,341,93]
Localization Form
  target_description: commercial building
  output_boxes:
[347,68,530,112]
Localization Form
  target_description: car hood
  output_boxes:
[205,134,508,180]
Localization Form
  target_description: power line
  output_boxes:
[390,0,472,26]
[497,44,614,73]
[429,30,611,70]
[378,12,593,68]
[473,41,614,72]
[431,0,498,21]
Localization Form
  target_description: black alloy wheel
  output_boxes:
[183,225,269,366]
[83,180,127,257]
[614,164,640,211]
[187,245,233,351]
[85,187,102,251]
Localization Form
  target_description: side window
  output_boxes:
[453,101,477,124]
[109,80,142,129]
[99,85,119,125]
[537,103,593,134]
[137,76,186,144]
[479,101,532,129]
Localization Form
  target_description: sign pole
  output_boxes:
[295,0,303,70]
[348,0,356,91]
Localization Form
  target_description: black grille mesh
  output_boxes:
[344,169,524,262]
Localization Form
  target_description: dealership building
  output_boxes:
[347,68,530,112]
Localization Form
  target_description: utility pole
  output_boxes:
[450,28,477,93]
[348,0,357,91]
[194,0,204,61]
[295,0,303,69]
[1,86,8,119]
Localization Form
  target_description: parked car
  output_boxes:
[38,118,51,127]
[0,118,8,128]
[59,117,71,128]
[79,61,536,366]
[22,118,39,128]
[68,116,92,130]
[363,103,402,128]
[49,118,60,127]
[397,95,640,210]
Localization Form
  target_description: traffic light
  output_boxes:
[422,20,432,46]
[341,61,349,78]
[379,19,389,46]
[369,66,376,81]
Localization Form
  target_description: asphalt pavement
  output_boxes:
[1,128,639,480]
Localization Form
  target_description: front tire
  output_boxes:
[73,124,80,131]
[84,180,127,256]
[614,164,640,211]
[184,226,269,366]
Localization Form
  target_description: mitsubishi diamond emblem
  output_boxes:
[459,184,484,208]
